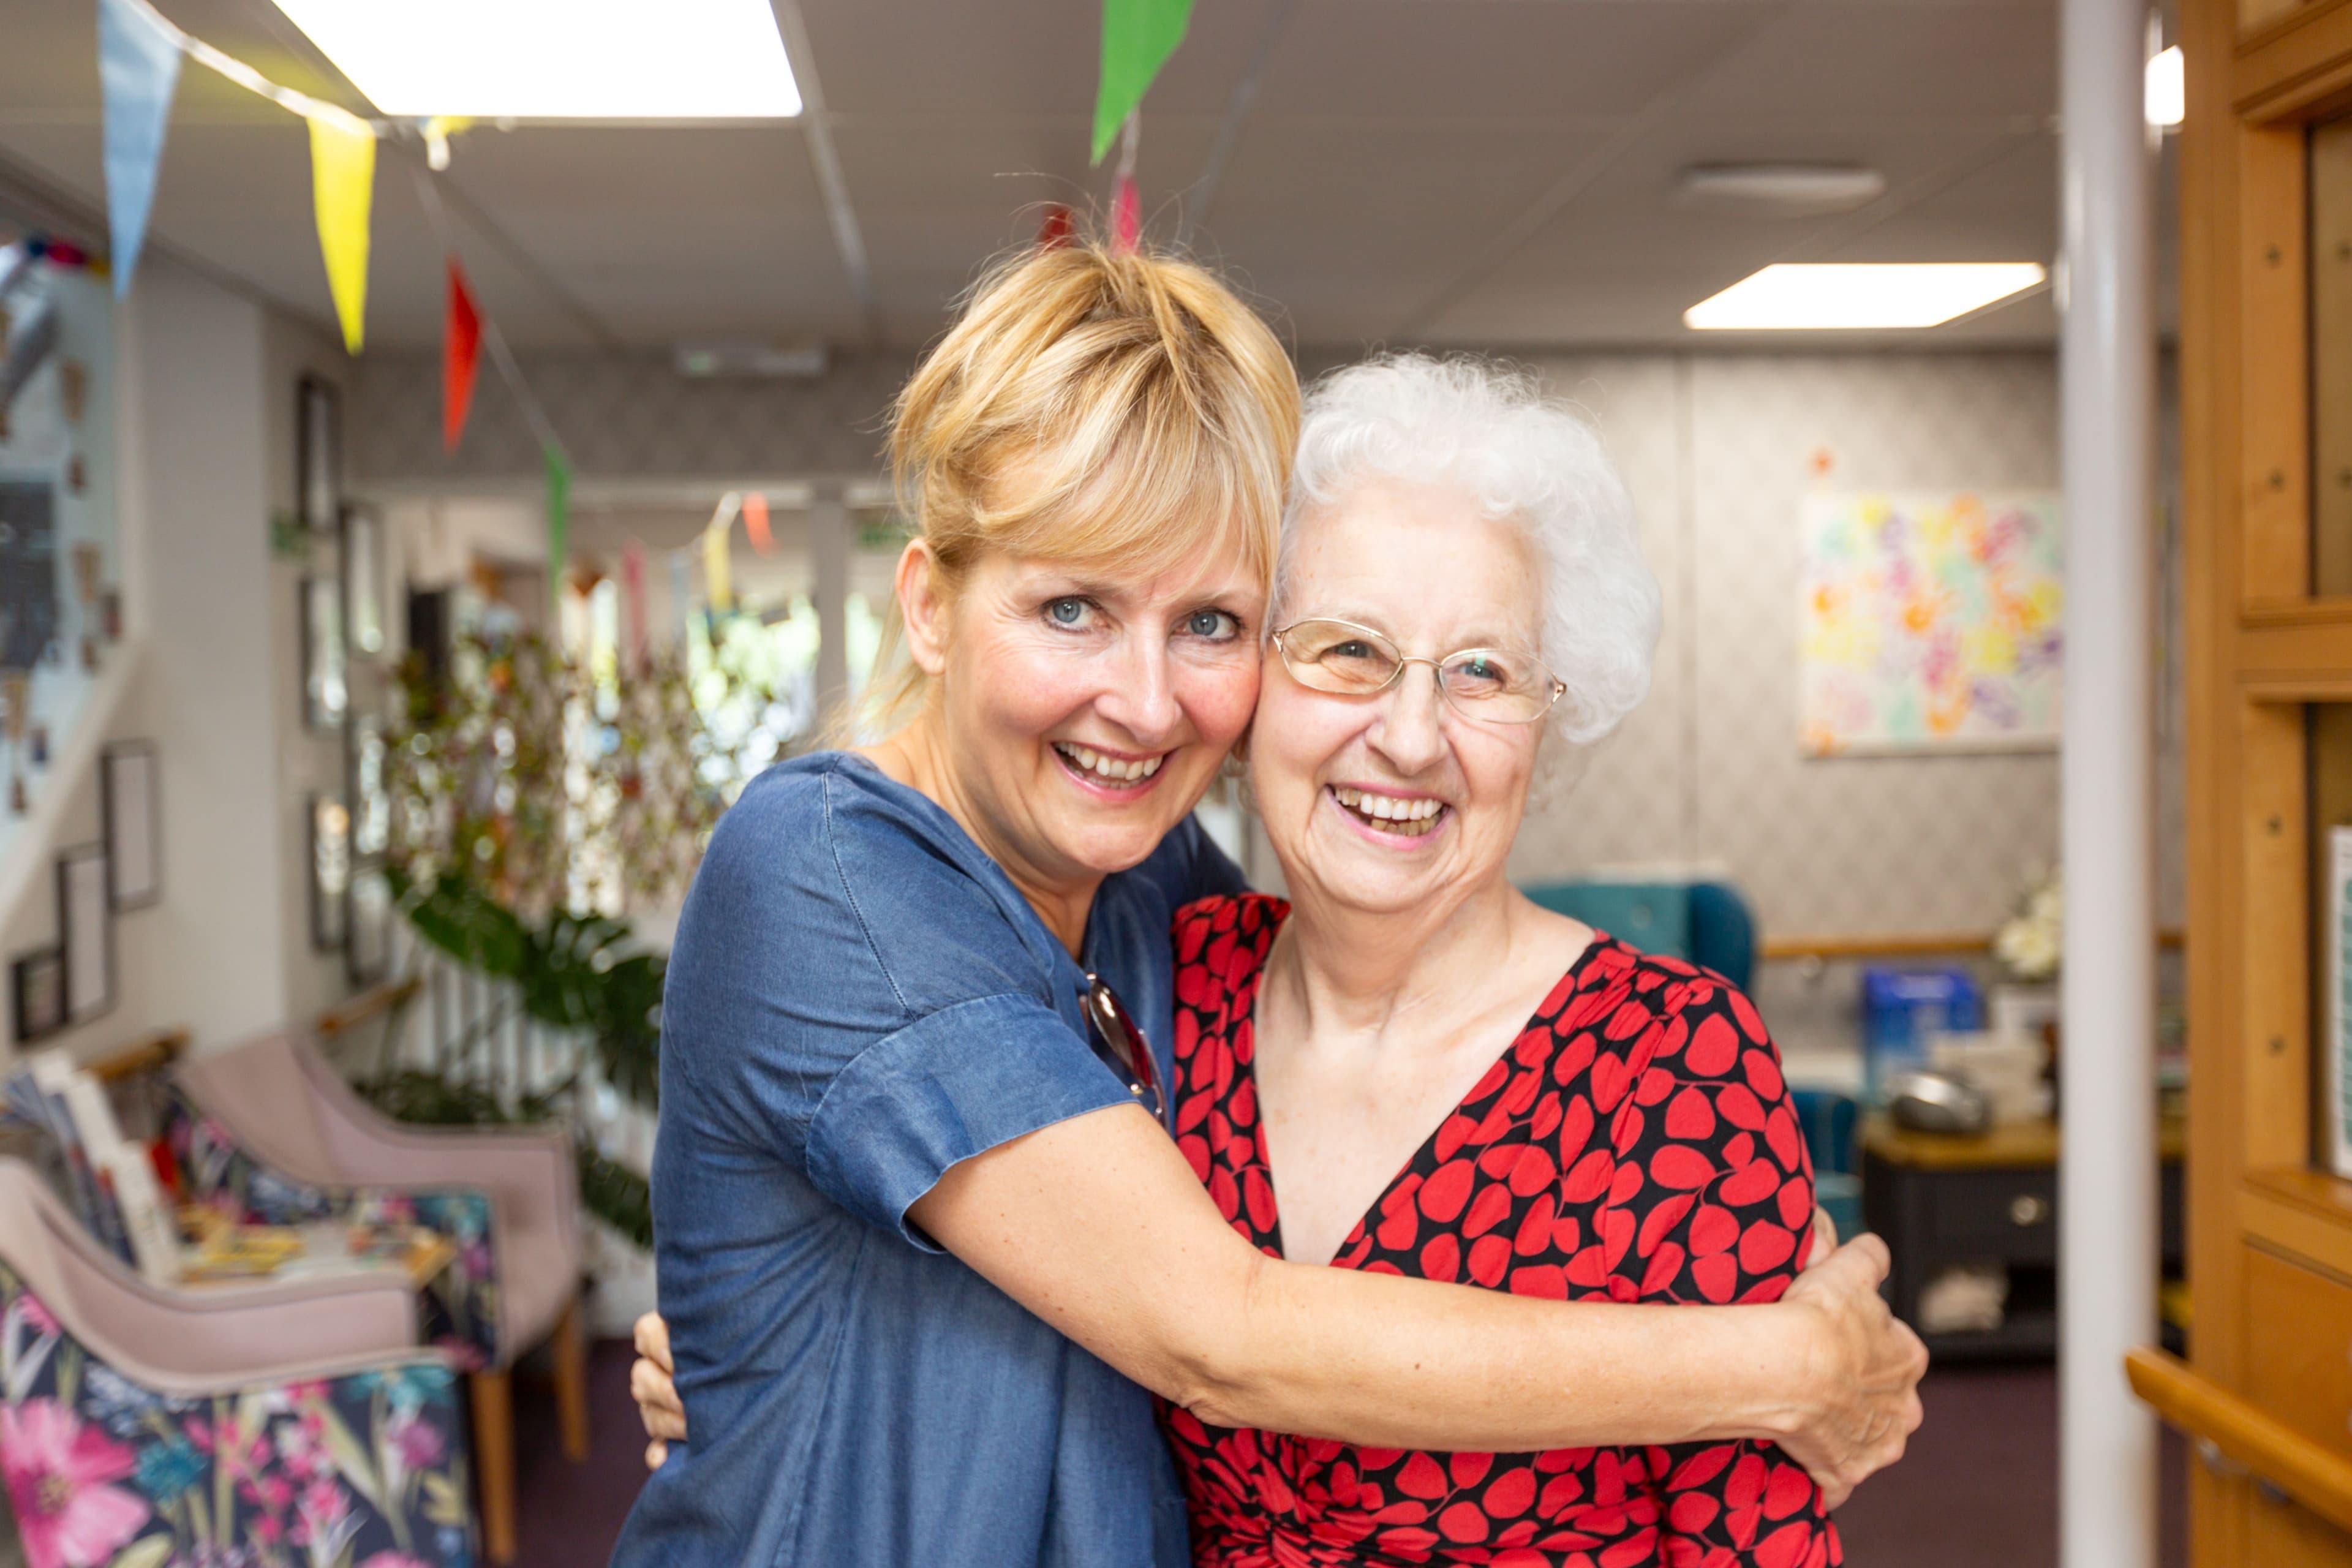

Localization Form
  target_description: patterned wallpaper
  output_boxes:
[352,345,2187,954]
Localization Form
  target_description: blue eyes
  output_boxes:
[1041,600,1240,641]
[1186,610,1239,640]
[1046,597,1090,627]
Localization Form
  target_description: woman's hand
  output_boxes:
[632,1310,687,1471]
[1774,1234,1929,1507]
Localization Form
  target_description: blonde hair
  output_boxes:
[848,239,1299,739]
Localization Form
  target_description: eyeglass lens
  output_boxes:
[1276,619,1558,723]
[1084,974,1162,1119]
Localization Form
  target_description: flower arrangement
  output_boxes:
[1994,866,2064,983]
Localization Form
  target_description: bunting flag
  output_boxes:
[1112,175,1141,255]
[668,550,692,654]
[1038,203,1074,251]
[743,491,774,555]
[443,260,482,450]
[703,513,733,613]
[1093,0,1195,164]
[543,445,570,609]
[96,0,181,298]
[622,541,649,673]
[308,116,375,352]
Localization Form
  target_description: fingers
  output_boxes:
[645,1438,668,1471]
[631,1357,687,1440]
[1808,1205,1839,1261]
[634,1310,674,1373]
[1839,1232,1893,1281]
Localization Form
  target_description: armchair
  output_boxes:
[0,1156,475,1568]
[165,1035,587,1563]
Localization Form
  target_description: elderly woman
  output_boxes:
[615,243,1921,1568]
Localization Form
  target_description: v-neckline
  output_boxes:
[1233,902,1614,1268]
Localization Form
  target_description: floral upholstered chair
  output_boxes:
[162,1035,585,1565]
[0,1155,474,1568]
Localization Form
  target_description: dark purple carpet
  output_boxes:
[508,1348,2185,1566]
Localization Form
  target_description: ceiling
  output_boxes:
[0,0,2128,354]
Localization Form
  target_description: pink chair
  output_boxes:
[165,1035,587,1564]
[0,1156,477,1567]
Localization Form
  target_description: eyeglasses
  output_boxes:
[1270,618,1566,726]
[1083,973,1163,1121]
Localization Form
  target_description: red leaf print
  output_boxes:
[1421,1233,1462,1283]
[1376,1200,1419,1252]
[1719,1159,1781,1207]
[1551,1213,1583,1254]
[1667,1444,1736,1489]
[1501,1068,1543,1116]
[1610,1102,1646,1153]
[1641,1241,1687,1294]
[1607,1000,1652,1041]
[1765,1106,1806,1172]
[1516,1193,1559,1256]
[1689,1204,1738,1256]
[1553,1030,1598,1087]
[1601,1207,1637,1271]
[1638,1193,1697,1256]
[1755,1521,1814,1568]
[1229,1077,1257,1127]
[1398,1452,1449,1499]
[1464,1182,1515,1238]
[1244,1169,1277,1234]
[1452,1451,1495,1488]
[1440,1502,1492,1544]
[1636,1066,1676,1106]
[1739,1221,1796,1273]
[1379,1527,1439,1553]
[1177,1134,1210,1182]
[1209,1167,1239,1220]
[1726,1454,1769,1510]
[1538,1473,1587,1513]
[1566,1245,1611,1287]
[1421,1159,1476,1222]
[1764,1463,1815,1520]
[1602,1528,1662,1567]
[1510,1145,1560,1196]
[1510,1264,1567,1298]
[1485,1466,1536,1517]
[1649,1144,1716,1191]
[1591,1052,1634,1111]
[1468,1059,1510,1102]
[1744,1049,1786,1101]
[1469,1234,1512,1287]
[1685,1014,1740,1076]
[1728,986,1769,1042]
[1664,1087,1717,1140]
[1777,1177,1812,1230]
[1692,1252,1738,1302]
[1177,1091,1213,1134]
[1670,1492,1722,1532]
[1607,1159,1646,1207]
[1716,1084,1766,1130]
[1564,1149,1616,1202]
[1515,1025,1553,1067]
[1436,1112,1478,1162]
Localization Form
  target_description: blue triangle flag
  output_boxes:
[97,0,181,298]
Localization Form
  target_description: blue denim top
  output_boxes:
[608,751,1245,1568]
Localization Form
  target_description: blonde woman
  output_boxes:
[609,247,1921,1568]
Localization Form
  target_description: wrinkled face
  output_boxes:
[1251,480,1547,917]
[918,541,1265,894]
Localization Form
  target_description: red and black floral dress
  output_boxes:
[1159,893,1837,1568]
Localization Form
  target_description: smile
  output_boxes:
[1329,785,1449,839]
[1053,742,1167,787]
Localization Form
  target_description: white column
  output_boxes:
[810,484,852,721]
[2057,0,2158,1564]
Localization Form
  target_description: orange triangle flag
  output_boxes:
[444,260,482,451]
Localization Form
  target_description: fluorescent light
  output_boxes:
[1674,165,1888,219]
[2146,45,2184,129]
[1683,263,2048,330]
[269,0,802,119]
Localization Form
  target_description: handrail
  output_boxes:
[1760,927,2186,962]
[315,976,423,1041]
[2125,1346,2352,1531]
[86,1027,189,1085]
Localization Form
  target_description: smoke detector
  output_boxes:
[1673,165,1888,219]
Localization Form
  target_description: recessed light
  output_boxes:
[1674,165,1888,219]
[269,0,802,119]
[1683,263,2048,330]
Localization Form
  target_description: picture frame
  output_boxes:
[99,741,159,911]
[349,709,388,861]
[309,793,350,951]
[300,570,346,733]
[341,500,384,657]
[347,864,391,987]
[56,843,111,1027]
[10,948,62,1044]
[297,375,342,535]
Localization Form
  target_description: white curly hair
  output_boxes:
[1273,352,1662,748]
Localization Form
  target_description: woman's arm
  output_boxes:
[910,1101,1922,1506]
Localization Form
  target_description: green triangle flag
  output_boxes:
[1093,0,1194,165]
[545,445,570,608]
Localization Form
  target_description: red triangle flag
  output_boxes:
[1112,176,1140,255]
[744,491,774,555]
[444,260,483,451]
[1038,203,1073,251]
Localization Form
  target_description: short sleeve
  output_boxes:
[806,992,1137,1248]
[658,758,1139,1245]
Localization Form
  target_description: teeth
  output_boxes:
[1332,786,1446,834]
[1055,744,1166,785]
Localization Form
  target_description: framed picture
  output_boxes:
[10,949,62,1044]
[297,375,342,535]
[348,865,391,987]
[342,502,384,657]
[300,570,346,733]
[309,793,350,951]
[99,741,159,911]
[349,710,388,861]
[56,843,111,1026]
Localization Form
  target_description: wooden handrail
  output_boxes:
[1759,927,2187,962]
[315,976,422,1041]
[86,1028,189,1085]
[2126,1346,2352,1531]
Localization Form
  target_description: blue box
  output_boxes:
[1860,966,1983,1104]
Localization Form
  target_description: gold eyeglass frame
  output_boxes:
[1269,617,1567,726]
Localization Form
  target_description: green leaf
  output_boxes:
[421,1471,468,1528]
[398,870,530,976]
[318,1402,387,1513]
[107,1538,174,1568]
[1091,0,1195,164]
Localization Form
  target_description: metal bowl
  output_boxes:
[1885,1070,1992,1136]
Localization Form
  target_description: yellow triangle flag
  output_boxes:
[308,117,375,353]
[703,516,733,612]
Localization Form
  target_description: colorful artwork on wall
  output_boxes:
[1798,490,2064,756]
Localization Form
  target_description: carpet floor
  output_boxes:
[510,1345,2187,1566]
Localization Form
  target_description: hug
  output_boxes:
[611,238,1925,1568]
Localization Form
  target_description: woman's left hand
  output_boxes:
[631,1310,687,1469]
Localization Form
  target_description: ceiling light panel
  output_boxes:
[270,0,802,119]
[1683,263,2048,330]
